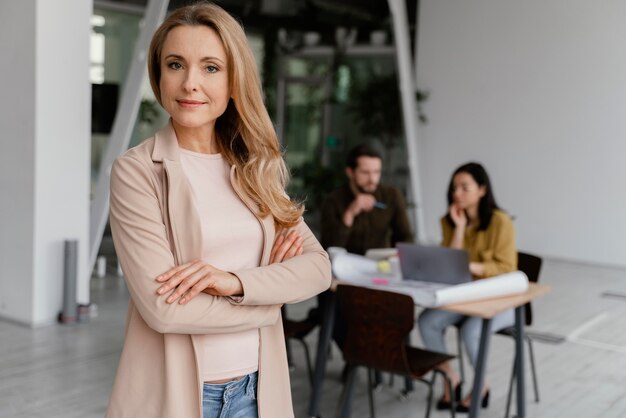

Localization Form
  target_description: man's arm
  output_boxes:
[390,187,414,245]
[320,192,352,249]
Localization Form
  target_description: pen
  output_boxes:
[374,202,387,209]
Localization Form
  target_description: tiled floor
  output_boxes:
[2,257,626,417]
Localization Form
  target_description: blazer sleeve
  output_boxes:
[109,155,280,335]
[440,216,453,247]
[481,214,517,277]
[231,219,332,306]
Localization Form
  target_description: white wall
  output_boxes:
[0,0,91,326]
[0,2,37,323]
[416,0,626,267]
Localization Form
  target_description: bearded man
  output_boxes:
[321,144,413,254]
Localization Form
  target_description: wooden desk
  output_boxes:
[307,281,550,418]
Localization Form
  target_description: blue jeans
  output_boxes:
[418,308,515,367]
[202,372,258,418]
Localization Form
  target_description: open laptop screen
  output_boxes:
[396,243,472,285]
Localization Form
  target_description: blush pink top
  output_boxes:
[180,148,263,382]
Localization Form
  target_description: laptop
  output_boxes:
[396,243,472,285]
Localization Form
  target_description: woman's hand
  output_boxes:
[269,229,303,264]
[155,229,303,305]
[469,262,485,277]
[155,260,243,305]
[449,203,467,228]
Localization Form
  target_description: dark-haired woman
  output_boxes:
[418,162,516,413]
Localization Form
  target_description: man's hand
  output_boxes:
[343,194,377,227]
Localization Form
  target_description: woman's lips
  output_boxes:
[177,99,205,108]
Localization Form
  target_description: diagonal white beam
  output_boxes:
[89,0,170,277]
[387,0,426,242]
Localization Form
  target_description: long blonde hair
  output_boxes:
[148,2,303,228]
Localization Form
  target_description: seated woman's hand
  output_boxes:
[155,260,243,305]
[449,203,467,228]
[269,229,303,264]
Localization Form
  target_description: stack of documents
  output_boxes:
[332,252,529,307]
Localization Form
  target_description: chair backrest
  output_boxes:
[517,251,543,326]
[336,284,413,375]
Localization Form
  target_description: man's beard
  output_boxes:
[355,182,378,194]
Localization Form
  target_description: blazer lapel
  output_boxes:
[163,159,202,264]
[151,121,274,266]
[152,122,202,264]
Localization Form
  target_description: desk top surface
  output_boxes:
[438,282,551,319]
[332,279,551,319]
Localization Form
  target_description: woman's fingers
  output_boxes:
[156,261,204,301]
[179,276,214,304]
[165,263,212,303]
[269,233,285,264]
[271,230,302,263]
[155,260,194,283]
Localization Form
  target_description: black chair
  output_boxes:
[336,284,456,418]
[282,305,317,386]
[501,252,542,417]
[455,251,542,417]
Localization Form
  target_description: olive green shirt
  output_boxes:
[441,209,517,278]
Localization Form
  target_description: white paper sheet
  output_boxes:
[332,252,529,307]
[332,252,394,284]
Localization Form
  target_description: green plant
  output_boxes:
[347,73,429,179]
[139,98,159,125]
[347,73,429,148]
[290,159,345,212]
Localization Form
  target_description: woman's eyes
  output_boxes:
[166,62,219,73]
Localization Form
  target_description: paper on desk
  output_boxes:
[331,252,395,284]
[388,271,529,307]
[332,251,529,307]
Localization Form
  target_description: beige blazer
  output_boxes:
[105,123,331,418]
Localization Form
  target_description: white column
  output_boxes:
[0,0,92,326]
[387,0,427,242]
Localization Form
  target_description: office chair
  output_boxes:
[336,284,456,418]
[455,251,542,417]
[282,305,317,386]
[501,252,542,417]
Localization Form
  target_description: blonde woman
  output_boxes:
[105,3,331,418]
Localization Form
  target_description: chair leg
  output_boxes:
[299,339,314,387]
[431,369,455,418]
[527,336,540,402]
[424,374,435,418]
[367,369,377,418]
[505,355,517,418]
[373,369,383,390]
[337,365,358,418]
[457,329,465,385]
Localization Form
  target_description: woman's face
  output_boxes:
[159,25,230,133]
[451,172,486,210]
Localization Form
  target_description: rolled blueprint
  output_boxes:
[386,271,529,307]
